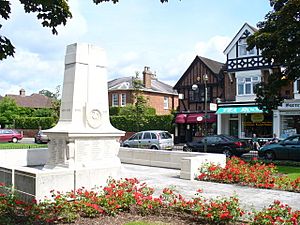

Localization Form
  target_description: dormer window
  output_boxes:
[238,38,255,56]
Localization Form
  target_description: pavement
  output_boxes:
[119,163,300,211]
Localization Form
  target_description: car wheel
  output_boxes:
[183,146,192,152]
[265,151,275,160]
[150,146,158,150]
[223,149,233,158]
[12,137,18,143]
[123,145,130,148]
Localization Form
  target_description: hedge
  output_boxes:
[14,117,56,129]
[1,114,174,132]
[110,114,174,133]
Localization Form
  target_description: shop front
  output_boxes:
[174,112,217,144]
[274,100,300,138]
[216,105,273,140]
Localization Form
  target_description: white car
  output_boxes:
[122,130,174,150]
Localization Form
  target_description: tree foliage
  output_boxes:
[247,0,300,112]
[0,0,173,61]
[39,85,61,120]
[0,97,21,126]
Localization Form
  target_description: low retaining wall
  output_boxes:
[119,147,226,180]
[0,147,226,181]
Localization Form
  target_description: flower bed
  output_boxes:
[197,157,300,192]
[1,178,300,224]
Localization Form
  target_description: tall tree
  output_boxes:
[39,85,61,120]
[0,0,171,61]
[132,72,149,131]
[247,0,300,112]
[0,97,20,127]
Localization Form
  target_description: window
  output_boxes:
[238,38,255,56]
[112,94,118,106]
[121,94,126,107]
[297,79,300,93]
[151,133,157,139]
[164,97,169,109]
[189,86,212,102]
[143,132,151,139]
[237,76,260,95]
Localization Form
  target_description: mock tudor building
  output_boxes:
[108,66,178,115]
[173,56,224,143]
[216,23,294,139]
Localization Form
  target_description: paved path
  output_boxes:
[120,163,300,211]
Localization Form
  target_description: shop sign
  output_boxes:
[210,103,217,111]
[216,106,262,114]
[196,116,203,121]
[283,129,297,137]
[280,111,300,115]
[251,114,264,122]
[282,103,300,108]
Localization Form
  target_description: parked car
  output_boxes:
[258,134,300,161]
[0,129,23,143]
[183,134,251,157]
[34,131,50,144]
[122,130,174,150]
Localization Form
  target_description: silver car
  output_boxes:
[122,130,174,150]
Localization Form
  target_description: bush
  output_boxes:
[14,117,56,129]
[197,157,300,192]
[110,115,174,133]
[109,107,121,116]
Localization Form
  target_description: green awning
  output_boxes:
[216,106,263,114]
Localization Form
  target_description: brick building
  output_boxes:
[108,66,178,115]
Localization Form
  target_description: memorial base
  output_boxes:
[0,160,121,202]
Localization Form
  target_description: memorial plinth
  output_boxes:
[1,43,125,201]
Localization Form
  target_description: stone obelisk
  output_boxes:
[44,43,124,189]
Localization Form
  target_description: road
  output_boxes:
[20,137,35,144]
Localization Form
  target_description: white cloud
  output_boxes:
[0,49,63,96]
[195,35,231,63]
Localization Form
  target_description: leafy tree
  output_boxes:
[0,0,172,60]
[39,85,61,120]
[247,0,300,112]
[32,108,53,117]
[0,97,21,127]
[131,72,150,131]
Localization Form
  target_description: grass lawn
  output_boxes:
[0,142,47,149]
[277,165,300,180]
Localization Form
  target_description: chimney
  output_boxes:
[19,88,25,96]
[143,66,152,89]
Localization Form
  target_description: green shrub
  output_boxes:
[110,115,174,133]
[14,117,56,129]
[109,106,121,116]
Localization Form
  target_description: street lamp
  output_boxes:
[203,74,208,153]
[192,75,208,152]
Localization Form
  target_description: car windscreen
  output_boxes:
[221,135,239,141]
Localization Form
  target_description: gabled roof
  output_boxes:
[173,55,224,89]
[223,23,257,55]
[108,76,178,96]
[5,93,53,108]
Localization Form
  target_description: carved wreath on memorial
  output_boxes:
[87,109,102,128]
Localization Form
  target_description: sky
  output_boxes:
[0,0,272,97]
